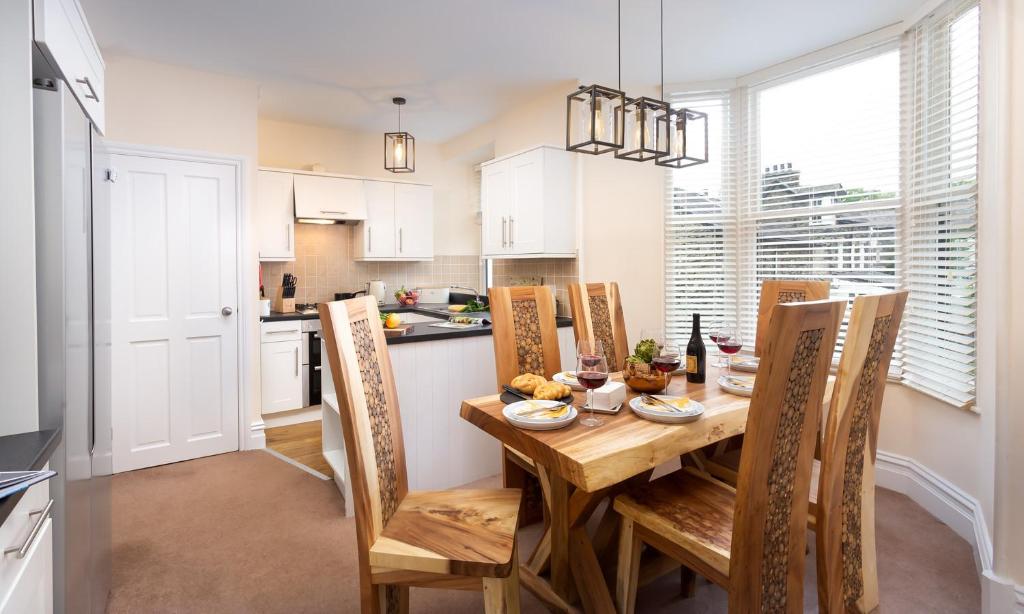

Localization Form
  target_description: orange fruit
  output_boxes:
[384,313,401,329]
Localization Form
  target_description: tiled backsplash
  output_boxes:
[491,258,579,316]
[261,224,483,305]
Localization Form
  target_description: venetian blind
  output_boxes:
[900,0,979,407]
[663,91,737,348]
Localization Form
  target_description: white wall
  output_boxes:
[258,118,479,256]
[101,55,264,447]
[0,0,39,436]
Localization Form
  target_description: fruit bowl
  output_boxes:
[622,361,669,393]
[394,287,419,306]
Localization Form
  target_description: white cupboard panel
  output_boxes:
[481,161,511,256]
[293,174,367,221]
[256,171,294,261]
[33,0,105,134]
[357,181,397,259]
[0,518,53,614]
[395,184,433,259]
[509,148,544,254]
[260,340,303,414]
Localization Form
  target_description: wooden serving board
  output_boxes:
[382,324,412,337]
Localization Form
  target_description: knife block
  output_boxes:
[272,287,295,313]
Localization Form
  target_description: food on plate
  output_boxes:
[533,381,572,400]
[383,313,402,329]
[394,286,419,306]
[510,373,546,394]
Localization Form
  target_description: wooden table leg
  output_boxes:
[541,466,576,605]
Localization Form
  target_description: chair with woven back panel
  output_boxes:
[815,290,907,613]
[319,297,523,614]
[487,286,563,521]
[567,282,630,372]
[614,298,846,614]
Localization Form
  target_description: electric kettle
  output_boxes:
[368,280,387,305]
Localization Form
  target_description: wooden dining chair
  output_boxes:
[755,279,831,356]
[567,282,630,371]
[319,297,523,614]
[487,286,563,523]
[815,290,906,614]
[614,298,845,614]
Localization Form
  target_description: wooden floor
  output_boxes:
[265,420,333,478]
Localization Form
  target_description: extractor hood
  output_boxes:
[293,172,368,222]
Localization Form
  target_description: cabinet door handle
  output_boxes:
[266,330,294,335]
[399,228,403,253]
[76,77,99,102]
[4,499,53,559]
[320,210,347,215]
[501,217,507,248]
[509,216,514,248]
[368,226,372,253]
[295,347,299,377]
[286,223,291,250]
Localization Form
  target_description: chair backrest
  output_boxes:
[815,291,907,614]
[567,282,629,371]
[729,298,845,614]
[755,279,832,356]
[488,285,562,390]
[318,297,409,555]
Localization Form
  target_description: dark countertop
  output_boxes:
[0,428,61,528]
[260,302,572,345]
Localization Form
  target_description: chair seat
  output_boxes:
[370,489,522,578]
[614,469,735,584]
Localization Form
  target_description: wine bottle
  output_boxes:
[686,313,706,384]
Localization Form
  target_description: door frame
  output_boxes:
[95,141,261,461]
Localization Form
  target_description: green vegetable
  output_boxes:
[629,338,658,364]
[463,299,490,313]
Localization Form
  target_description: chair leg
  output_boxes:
[679,566,697,598]
[372,584,408,614]
[616,518,642,614]
[483,563,521,613]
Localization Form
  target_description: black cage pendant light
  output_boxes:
[385,97,415,173]
[655,107,708,168]
[616,0,670,162]
[565,0,625,155]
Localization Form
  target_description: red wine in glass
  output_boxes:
[577,371,608,390]
[717,341,742,355]
[580,353,602,369]
[652,355,681,373]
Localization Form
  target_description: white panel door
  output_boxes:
[361,181,396,258]
[395,183,433,259]
[108,154,239,472]
[509,148,545,254]
[481,160,511,256]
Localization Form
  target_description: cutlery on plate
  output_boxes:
[640,394,685,413]
[503,385,570,417]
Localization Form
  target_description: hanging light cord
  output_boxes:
[398,103,401,132]
[660,0,664,101]
[617,0,621,91]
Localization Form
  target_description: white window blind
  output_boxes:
[663,0,980,407]
[900,1,979,407]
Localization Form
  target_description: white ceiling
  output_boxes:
[80,0,924,141]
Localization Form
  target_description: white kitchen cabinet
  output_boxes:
[33,0,105,134]
[293,173,367,221]
[480,145,575,258]
[353,181,433,261]
[256,170,295,261]
[395,184,433,259]
[260,321,303,414]
[0,481,53,614]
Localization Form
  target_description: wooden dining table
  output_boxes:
[460,365,754,613]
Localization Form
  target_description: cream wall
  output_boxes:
[258,118,479,256]
[101,55,265,446]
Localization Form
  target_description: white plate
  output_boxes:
[718,375,755,397]
[729,356,759,373]
[628,395,705,424]
[503,400,577,430]
[553,371,586,391]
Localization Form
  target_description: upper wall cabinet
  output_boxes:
[353,181,434,261]
[33,0,106,133]
[481,145,575,258]
[256,170,295,261]
[293,173,367,221]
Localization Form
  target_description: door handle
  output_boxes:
[295,347,299,377]
[222,306,233,316]
[4,499,53,559]
[76,77,99,101]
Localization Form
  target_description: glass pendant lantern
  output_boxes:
[385,97,415,173]
[565,0,625,155]
[616,96,670,161]
[656,108,708,168]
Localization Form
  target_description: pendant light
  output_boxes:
[616,0,670,162]
[565,0,626,155]
[656,0,709,171]
[385,97,415,173]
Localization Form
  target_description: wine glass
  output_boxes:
[708,322,730,369]
[576,339,609,428]
[652,344,681,391]
[715,326,743,377]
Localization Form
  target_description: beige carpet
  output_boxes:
[109,451,980,613]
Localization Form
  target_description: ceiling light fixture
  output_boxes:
[385,97,415,173]
[655,0,709,170]
[616,0,670,162]
[565,0,625,155]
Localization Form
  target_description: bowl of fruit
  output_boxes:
[394,286,419,306]
[622,338,669,393]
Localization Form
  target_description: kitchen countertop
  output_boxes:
[0,428,61,527]
[261,302,572,345]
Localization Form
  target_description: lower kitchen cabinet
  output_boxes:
[0,481,53,614]
[260,335,303,414]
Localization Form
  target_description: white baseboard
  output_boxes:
[875,450,1024,614]
[247,420,266,450]
[262,406,321,429]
